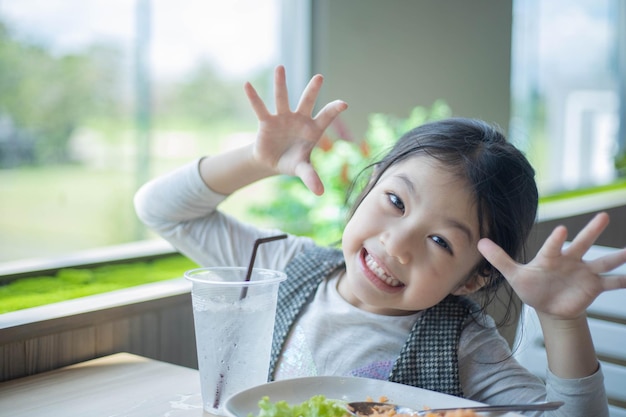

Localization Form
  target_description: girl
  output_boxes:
[135,66,626,416]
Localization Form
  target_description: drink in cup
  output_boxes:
[185,267,286,416]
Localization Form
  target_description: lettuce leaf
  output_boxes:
[253,395,347,417]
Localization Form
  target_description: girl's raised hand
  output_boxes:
[477,212,626,320]
[244,65,348,195]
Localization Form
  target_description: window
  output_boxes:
[510,0,624,195]
[2,0,624,267]
[0,0,280,263]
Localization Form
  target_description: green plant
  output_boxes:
[247,101,452,245]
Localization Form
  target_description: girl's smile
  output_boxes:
[361,248,405,290]
[338,155,484,316]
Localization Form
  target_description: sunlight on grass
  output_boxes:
[0,255,198,313]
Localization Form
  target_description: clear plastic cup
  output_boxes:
[185,267,286,415]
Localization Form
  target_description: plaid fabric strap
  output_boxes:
[268,245,474,398]
[388,294,475,397]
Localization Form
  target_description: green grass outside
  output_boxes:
[0,254,198,314]
[0,128,266,262]
[0,165,140,261]
[0,141,276,314]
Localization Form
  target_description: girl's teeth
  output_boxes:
[365,254,403,287]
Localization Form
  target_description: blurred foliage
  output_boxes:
[0,22,123,166]
[154,60,266,130]
[248,100,452,246]
[0,14,268,260]
[0,19,262,168]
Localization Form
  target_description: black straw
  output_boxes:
[239,234,288,299]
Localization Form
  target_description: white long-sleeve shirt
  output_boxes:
[134,158,609,417]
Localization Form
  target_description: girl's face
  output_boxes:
[339,155,485,316]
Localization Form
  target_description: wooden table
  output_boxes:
[0,353,209,416]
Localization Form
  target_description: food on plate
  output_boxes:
[253,395,347,417]
[251,395,479,417]
[350,398,479,417]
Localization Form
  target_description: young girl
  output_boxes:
[135,66,626,416]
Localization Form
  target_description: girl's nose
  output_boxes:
[379,230,412,265]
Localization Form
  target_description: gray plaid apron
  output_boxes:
[269,245,476,397]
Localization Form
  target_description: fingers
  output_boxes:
[245,65,289,117]
[244,82,270,119]
[477,238,519,279]
[274,65,291,114]
[564,212,610,258]
[315,100,349,129]
[601,274,626,291]
[538,224,569,259]
[588,247,626,291]
[296,74,324,115]
[295,161,324,196]
[249,66,347,123]
[594,248,626,273]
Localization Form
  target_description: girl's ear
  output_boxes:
[451,274,487,296]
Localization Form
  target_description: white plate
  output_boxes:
[224,376,523,417]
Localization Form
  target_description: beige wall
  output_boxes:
[309,0,513,139]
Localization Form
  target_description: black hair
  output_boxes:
[346,117,539,323]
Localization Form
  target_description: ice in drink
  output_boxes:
[186,267,285,416]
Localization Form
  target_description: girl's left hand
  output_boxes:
[477,212,626,320]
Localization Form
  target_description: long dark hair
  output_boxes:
[346,118,539,322]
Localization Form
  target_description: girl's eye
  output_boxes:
[431,235,452,253]
[387,193,405,212]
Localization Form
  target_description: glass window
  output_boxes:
[510,0,623,195]
[3,0,623,266]
[0,0,280,263]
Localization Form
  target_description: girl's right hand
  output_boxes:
[244,65,348,195]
